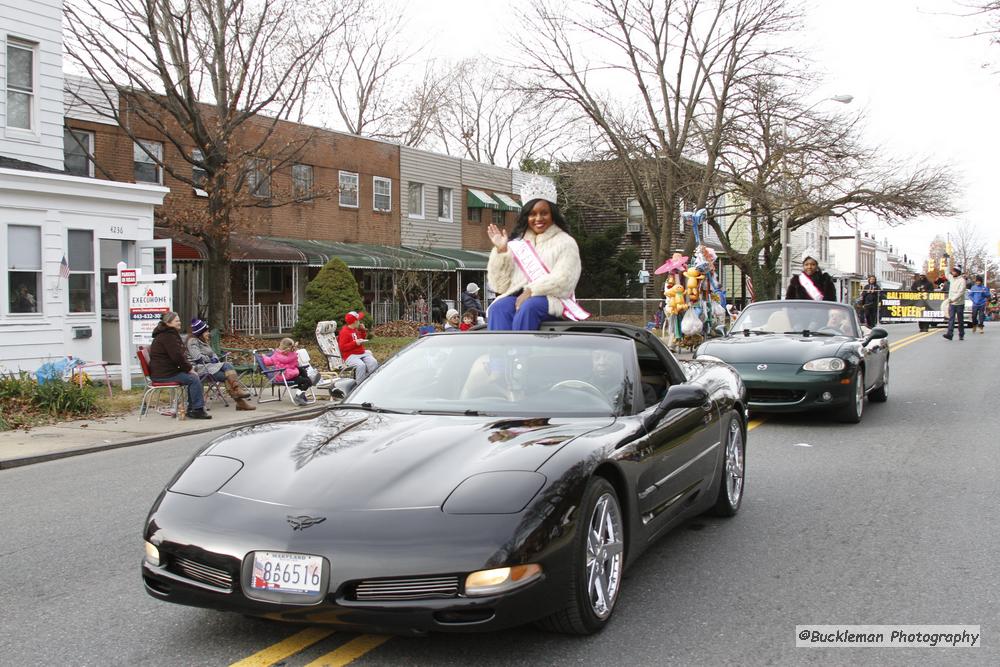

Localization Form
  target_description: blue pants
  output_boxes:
[946,304,965,339]
[972,304,986,327]
[153,371,205,411]
[488,295,555,331]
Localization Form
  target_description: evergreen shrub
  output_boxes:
[294,258,368,339]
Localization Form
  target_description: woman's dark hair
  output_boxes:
[508,199,570,240]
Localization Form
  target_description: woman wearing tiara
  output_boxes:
[785,255,836,302]
[486,177,588,330]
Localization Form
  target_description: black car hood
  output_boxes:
[700,333,852,364]
[201,409,614,510]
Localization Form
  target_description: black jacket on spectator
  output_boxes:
[149,322,192,378]
[785,271,837,301]
[461,291,485,318]
[860,282,881,306]
[910,276,933,291]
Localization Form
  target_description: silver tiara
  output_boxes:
[519,175,557,206]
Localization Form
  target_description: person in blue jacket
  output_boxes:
[968,275,990,334]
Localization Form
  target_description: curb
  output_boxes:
[0,404,329,470]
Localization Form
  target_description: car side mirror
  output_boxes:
[330,378,357,400]
[865,328,888,343]
[643,383,709,429]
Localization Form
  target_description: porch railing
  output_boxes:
[229,303,299,335]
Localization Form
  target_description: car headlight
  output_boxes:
[168,455,243,497]
[696,354,724,363]
[144,541,160,566]
[802,357,846,372]
[443,471,546,514]
[465,564,542,596]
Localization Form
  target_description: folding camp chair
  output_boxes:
[136,346,185,420]
[253,350,317,405]
[314,321,355,378]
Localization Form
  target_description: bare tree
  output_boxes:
[950,221,999,279]
[516,0,800,273]
[711,76,958,299]
[429,60,582,168]
[63,0,348,329]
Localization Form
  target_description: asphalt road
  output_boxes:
[1,323,996,666]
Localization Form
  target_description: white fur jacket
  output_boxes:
[487,224,582,317]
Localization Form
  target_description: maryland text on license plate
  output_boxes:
[251,551,323,594]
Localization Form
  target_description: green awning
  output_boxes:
[267,237,456,271]
[467,189,500,209]
[491,193,521,212]
[424,247,491,270]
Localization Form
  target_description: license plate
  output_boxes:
[250,551,324,594]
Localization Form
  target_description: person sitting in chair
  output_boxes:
[185,318,255,411]
[339,311,379,382]
[148,311,210,419]
[261,338,313,405]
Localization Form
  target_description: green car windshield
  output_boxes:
[731,302,860,338]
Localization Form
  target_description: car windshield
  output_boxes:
[731,301,860,338]
[346,333,637,417]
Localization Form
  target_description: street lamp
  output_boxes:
[779,94,853,297]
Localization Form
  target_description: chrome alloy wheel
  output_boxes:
[725,420,745,507]
[585,493,624,619]
[854,370,865,417]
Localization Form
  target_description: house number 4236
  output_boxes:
[110,225,124,235]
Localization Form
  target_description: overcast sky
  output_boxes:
[408,0,998,265]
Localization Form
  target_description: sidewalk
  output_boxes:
[0,393,331,470]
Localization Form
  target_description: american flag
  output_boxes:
[59,255,70,280]
[745,274,755,302]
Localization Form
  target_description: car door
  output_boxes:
[630,351,720,532]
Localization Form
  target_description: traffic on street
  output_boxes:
[2,323,995,666]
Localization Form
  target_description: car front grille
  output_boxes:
[353,575,460,601]
[749,388,805,403]
[171,556,234,590]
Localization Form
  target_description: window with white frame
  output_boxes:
[373,176,391,211]
[626,197,643,231]
[64,129,94,177]
[293,164,313,198]
[438,187,453,221]
[6,39,35,131]
[408,181,424,218]
[7,225,41,314]
[339,171,359,207]
[67,230,94,313]
[133,140,163,184]
[191,148,207,192]
[246,158,271,198]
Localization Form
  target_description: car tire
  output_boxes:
[837,369,864,423]
[869,358,888,403]
[537,477,624,635]
[710,412,745,517]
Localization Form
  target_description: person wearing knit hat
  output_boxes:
[338,311,379,382]
[185,318,255,411]
[444,308,461,331]
[461,283,485,322]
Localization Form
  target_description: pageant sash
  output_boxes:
[507,239,590,321]
[797,273,824,301]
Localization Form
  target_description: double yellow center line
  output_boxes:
[887,329,935,353]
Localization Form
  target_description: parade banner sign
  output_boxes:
[877,290,947,323]
[129,282,172,344]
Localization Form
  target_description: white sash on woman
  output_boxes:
[507,239,590,321]
[797,273,824,301]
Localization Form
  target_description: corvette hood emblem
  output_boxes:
[287,515,326,531]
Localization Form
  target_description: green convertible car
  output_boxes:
[694,300,889,423]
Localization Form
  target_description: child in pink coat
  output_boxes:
[261,338,312,405]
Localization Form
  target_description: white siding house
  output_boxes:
[0,0,167,372]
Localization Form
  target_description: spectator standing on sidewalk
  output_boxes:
[461,283,486,322]
[942,266,967,341]
[968,276,989,334]
[859,274,881,327]
[149,311,211,419]
[339,311,379,382]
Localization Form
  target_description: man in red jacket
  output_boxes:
[339,311,379,382]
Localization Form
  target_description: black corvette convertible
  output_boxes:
[142,322,747,635]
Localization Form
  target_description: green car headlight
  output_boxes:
[696,354,724,363]
[802,357,846,372]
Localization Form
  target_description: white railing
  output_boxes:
[229,303,299,335]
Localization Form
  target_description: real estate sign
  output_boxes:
[129,282,172,345]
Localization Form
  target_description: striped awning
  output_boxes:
[467,189,500,209]
[267,237,455,271]
[491,193,521,212]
